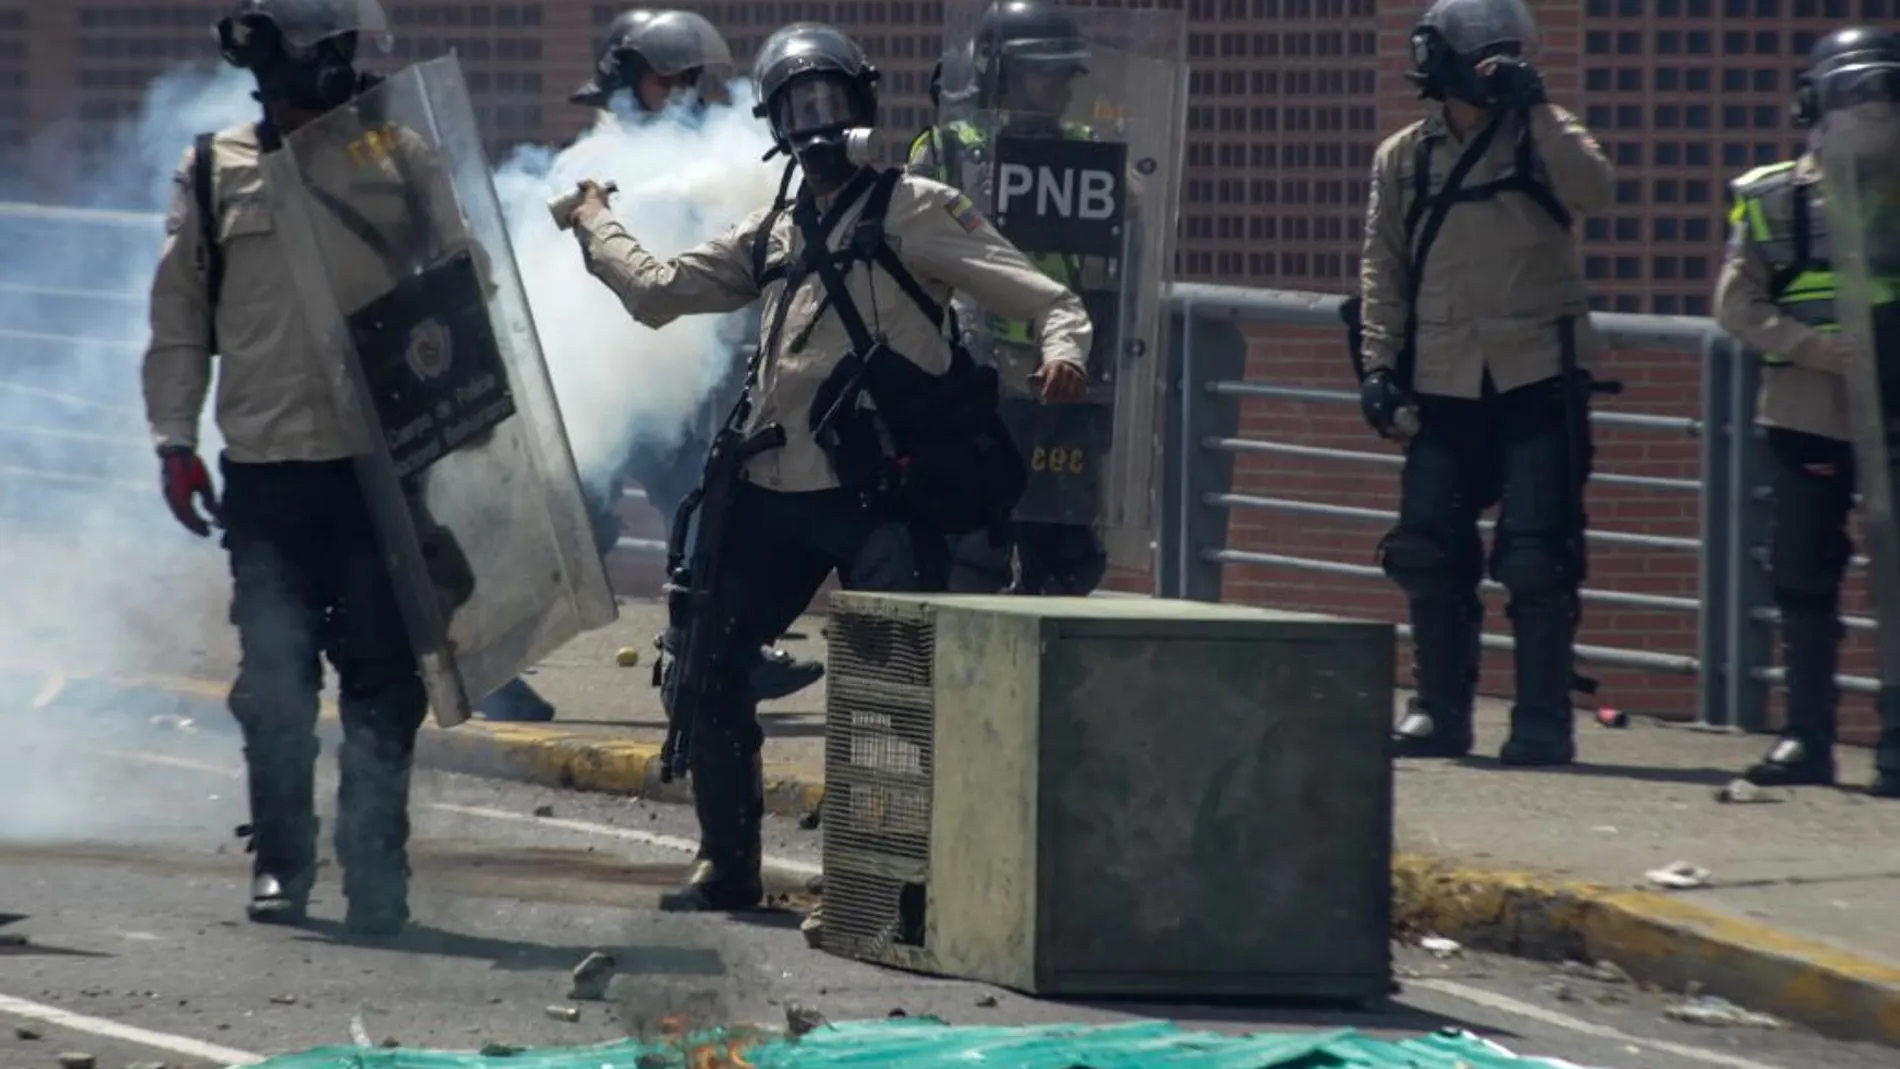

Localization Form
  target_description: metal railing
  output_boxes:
[0,201,1873,733]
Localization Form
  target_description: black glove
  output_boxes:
[158,445,221,537]
[1358,369,1411,438]
[1489,58,1547,111]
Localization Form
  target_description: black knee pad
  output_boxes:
[1491,538,1573,599]
[1379,526,1477,600]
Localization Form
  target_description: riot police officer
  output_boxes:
[1716,26,1900,796]
[567,21,1091,912]
[142,0,427,936]
[906,0,1108,596]
[1356,0,1615,766]
[481,7,821,723]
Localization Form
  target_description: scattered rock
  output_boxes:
[1418,935,1462,958]
[1539,980,1577,1002]
[479,1044,525,1057]
[1557,959,1631,984]
[1592,988,1631,1005]
[1715,779,1779,804]
[1644,861,1710,890]
[533,805,555,818]
[55,1053,95,1069]
[268,994,297,1006]
[887,1008,908,1018]
[569,951,616,1001]
[974,994,998,1008]
[545,1005,581,1023]
[1664,996,1781,1029]
[13,1024,40,1040]
[785,1003,828,1037]
[379,1038,401,1049]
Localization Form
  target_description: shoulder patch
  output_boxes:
[945,192,984,233]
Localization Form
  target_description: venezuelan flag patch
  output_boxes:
[946,193,985,232]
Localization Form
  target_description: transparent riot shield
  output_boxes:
[263,56,617,727]
[936,0,1186,570]
[1819,100,1900,692]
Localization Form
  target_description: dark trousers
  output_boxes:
[681,484,945,869]
[1765,429,1856,747]
[1379,376,1593,738]
[945,522,1107,595]
[221,458,428,896]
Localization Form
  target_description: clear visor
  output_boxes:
[774,78,856,139]
[999,38,1090,72]
[1818,61,1900,111]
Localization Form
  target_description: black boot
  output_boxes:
[1498,591,1578,767]
[1393,593,1482,757]
[237,739,319,926]
[336,733,415,939]
[752,646,825,701]
[663,746,763,912]
[1871,686,1900,798]
[1747,607,1841,787]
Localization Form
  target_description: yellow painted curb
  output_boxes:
[1392,853,1900,1047]
[57,673,1900,1046]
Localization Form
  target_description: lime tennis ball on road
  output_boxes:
[615,646,641,667]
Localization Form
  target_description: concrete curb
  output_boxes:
[36,671,1900,1048]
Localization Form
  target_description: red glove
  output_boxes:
[159,446,221,536]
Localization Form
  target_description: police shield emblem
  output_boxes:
[262,55,616,727]
[936,0,1186,569]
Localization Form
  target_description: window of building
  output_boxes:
[1756,0,1780,12]
[1586,31,1611,55]
[1616,217,1642,241]
[1587,105,1613,129]
[1753,69,1779,93]
[1586,68,1612,93]
[1586,218,1611,242]
[1659,0,1681,11]
[1616,142,1643,166]
[1754,105,1781,129]
[1688,69,1711,91]
[1655,217,1681,241]
[1654,294,1681,314]
[1794,31,1819,54]
[1722,68,1747,93]
[1724,33,1747,56]
[1686,294,1710,315]
[1755,32,1779,54]
[1587,0,1611,11]
[1247,252,1273,278]
[1656,179,1680,202]
[1657,68,1681,91]
[1866,0,1892,16]
[1690,0,1713,14]
[1687,142,1712,166]
[1618,104,1643,128]
[1686,217,1712,242]
[1621,0,1644,12]
[1688,30,1712,53]
[1685,255,1711,279]
[1618,179,1643,204]
[1656,105,1679,128]
[1657,31,1681,54]
[1655,142,1681,165]
[1615,295,1642,312]
[1725,0,1747,12]
[1686,105,1710,129]
[1590,295,1612,312]
[1723,141,1748,166]
[1723,105,1747,129]
[1586,256,1610,280]
[1654,256,1680,279]
[1686,180,1711,202]
[1618,69,1643,92]
[1618,31,1643,54]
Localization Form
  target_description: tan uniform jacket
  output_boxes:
[577,172,1092,493]
[1712,156,1851,442]
[1360,104,1615,398]
[142,116,472,463]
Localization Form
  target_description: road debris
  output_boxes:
[1418,935,1463,958]
[569,951,616,1001]
[545,1005,581,1023]
[125,1062,170,1069]
[13,1024,40,1040]
[1537,980,1577,1002]
[349,1014,373,1048]
[616,646,642,667]
[54,1053,95,1069]
[1715,779,1780,804]
[784,1003,828,1037]
[147,714,196,733]
[1664,995,1783,1029]
[479,1044,525,1057]
[1593,707,1627,728]
[1556,959,1630,984]
[974,994,998,1008]
[268,994,297,1005]
[533,804,556,818]
[1644,860,1710,890]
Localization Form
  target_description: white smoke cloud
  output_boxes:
[0,62,780,841]
[491,82,780,494]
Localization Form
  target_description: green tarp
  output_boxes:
[234,1018,1605,1069]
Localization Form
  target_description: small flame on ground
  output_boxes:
[654,1015,757,1069]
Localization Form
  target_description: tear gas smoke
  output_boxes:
[491,84,780,498]
[0,62,781,843]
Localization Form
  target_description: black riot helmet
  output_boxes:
[752,23,879,186]
[216,0,392,113]
[971,0,1090,113]
[1793,25,1900,127]
[570,9,735,112]
[1407,0,1538,105]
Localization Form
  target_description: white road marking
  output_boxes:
[1412,979,1789,1069]
[0,992,260,1066]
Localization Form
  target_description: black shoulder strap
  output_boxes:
[1513,124,1574,232]
[760,168,879,363]
[193,132,222,353]
[1775,182,1815,298]
[852,170,948,332]
[1398,114,1505,386]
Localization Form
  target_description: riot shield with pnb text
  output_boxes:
[263,55,617,727]
[935,0,1186,571]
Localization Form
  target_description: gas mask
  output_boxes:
[219,15,360,113]
[1410,29,1524,107]
[770,75,874,186]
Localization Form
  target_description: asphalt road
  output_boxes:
[1,711,1895,1069]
